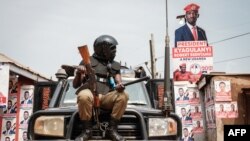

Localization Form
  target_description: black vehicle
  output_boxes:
[27,68,181,140]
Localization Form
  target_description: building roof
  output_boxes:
[197,72,250,89]
[0,53,52,81]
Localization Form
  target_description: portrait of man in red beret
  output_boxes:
[174,63,192,82]
[175,3,208,47]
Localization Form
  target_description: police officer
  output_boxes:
[73,35,129,141]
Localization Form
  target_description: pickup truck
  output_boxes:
[27,68,181,140]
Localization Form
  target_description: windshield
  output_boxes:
[61,79,151,107]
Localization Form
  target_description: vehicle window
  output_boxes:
[61,79,151,107]
[125,82,151,107]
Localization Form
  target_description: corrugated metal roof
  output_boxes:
[0,53,52,81]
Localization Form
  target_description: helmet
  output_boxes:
[93,35,118,61]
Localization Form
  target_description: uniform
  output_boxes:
[77,56,129,120]
[73,35,128,141]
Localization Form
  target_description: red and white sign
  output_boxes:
[177,41,208,48]
[172,41,213,83]
[0,64,9,108]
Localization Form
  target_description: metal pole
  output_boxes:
[149,33,156,79]
[163,0,173,115]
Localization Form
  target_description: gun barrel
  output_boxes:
[123,76,150,86]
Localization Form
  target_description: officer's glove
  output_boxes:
[76,65,86,75]
[116,83,125,93]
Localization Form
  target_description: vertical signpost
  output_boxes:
[163,0,173,114]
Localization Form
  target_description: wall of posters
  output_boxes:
[174,81,204,140]
[213,80,238,119]
[0,73,34,141]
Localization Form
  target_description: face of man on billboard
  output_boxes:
[7,100,12,109]
[179,88,184,96]
[24,111,29,120]
[180,66,187,73]
[6,121,11,130]
[23,131,28,140]
[219,82,226,92]
[181,108,187,116]
[24,91,29,99]
[186,10,199,26]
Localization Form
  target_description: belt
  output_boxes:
[96,76,108,83]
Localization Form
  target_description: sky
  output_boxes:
[0,0,250,80]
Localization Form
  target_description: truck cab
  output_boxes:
[27,67,181,140]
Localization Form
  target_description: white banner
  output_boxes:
[0,64,10,108]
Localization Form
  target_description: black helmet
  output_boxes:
[93,35,118,61]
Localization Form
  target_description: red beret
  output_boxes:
[184,3,200,12]
[179,63,186,67]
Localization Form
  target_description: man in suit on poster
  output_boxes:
[2,121,15,135]
[180,107,192,122]
[22,131,28,141]
[21,91,32,104]
[176,87,189,101]
[3,100,16,114]
[175,3,208,47]
[20,111,30,125]
[181,128,194,141]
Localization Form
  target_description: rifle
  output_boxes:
[115,76,150,88]
[78,45,100,127]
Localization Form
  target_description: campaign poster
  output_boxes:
[215,102,228,118]
[214,80,232,102]
[3,95,17,115]
[20,85,34,108]
[188,87,200,104]
[205,84,214,105]
[1,117,16,141]
[174,85,189,105]
[190,105,202,119]
[181,125,194,141]
[0,64,9,108]
[176,105,192,125]
[226,101,238,118]
[206,105,216,128]
[18,129,28,141]
[18,108,32,129]
[192,119,204,133]
[9,74,18,95]
[172,41,213,83]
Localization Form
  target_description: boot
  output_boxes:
[75,120,92,141]
[108,117,126,141]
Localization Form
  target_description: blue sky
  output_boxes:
[0,0,249,79]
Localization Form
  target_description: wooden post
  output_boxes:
[149,33,157,79]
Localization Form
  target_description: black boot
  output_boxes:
[108,117,126,141]
[75,120,92,141]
